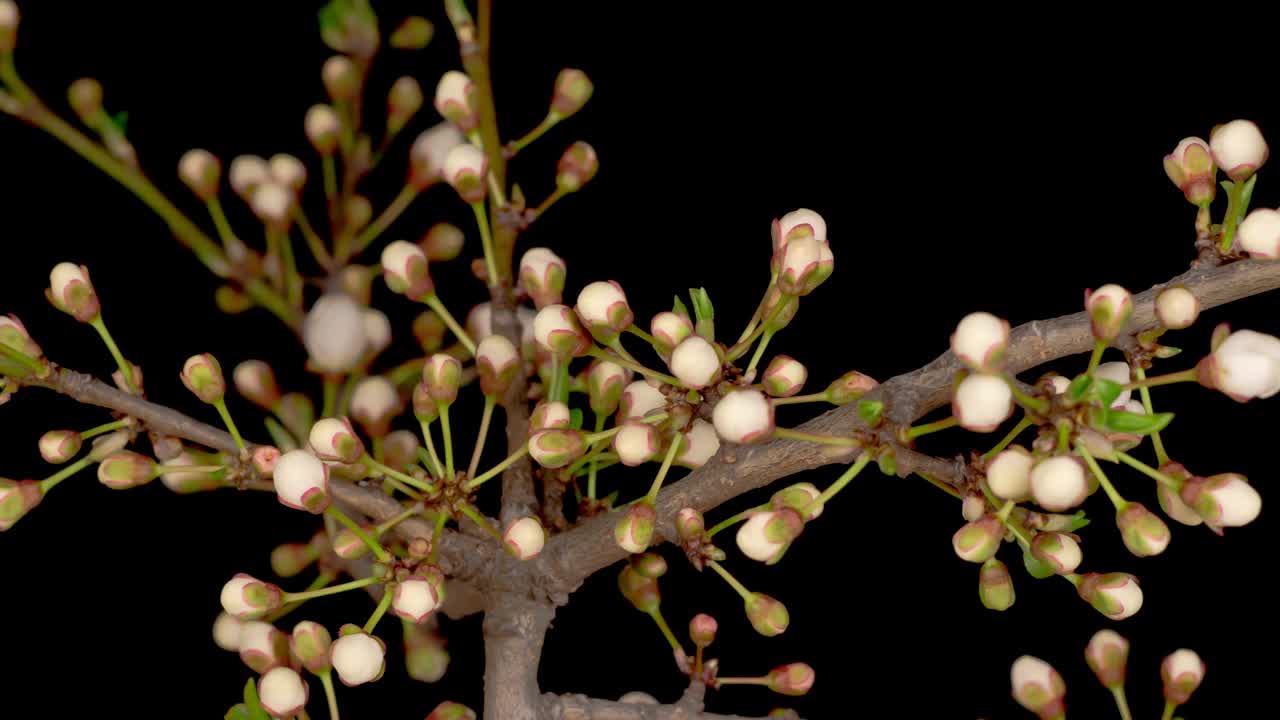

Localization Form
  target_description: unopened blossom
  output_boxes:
[405,627,450,683]
[533,304,591,357]
[518,247,566,308]
[1117,502,1171,557]
[1201,328,1280,401]
[250,181,293,226]
[677,419,720,468]
[303,293,369,373]
[232,360,279,409]
[1163,136,1216,205]
[212,612,244,652]
[1077,572,1144,620]
[238,621,290,673]
[550,68,593,118]
[0,2,18,53]
[503,516,546,560]
[776,235,833,296]
[1010,655,1066,719]
[620,379,666,420]
[321,55,358,100]
[613,422,658,466]
[1181,472,1262,530]
[47,262,99,322]
[772,208,828,251]
[1238,208,1280,259]
[97,450,156,490]
[330,627,387,686]
[0,478,42,531]
[530,401,571,433]
[1161,649,1206,705]
[978,557,1015,611]
[422,353,462,406]
[433,70,477,132]
[1095,361,1132,408]
[745,593,789,637]
[410,122,466,187]
[528,429,586,469]
[420,222,464,261]
[556,141,599,192]
[0,313,42,363]
[771,482,823,520]
[952,516,1002,563]
[675,507,705,541]
[952,374,1013,432]
[476,335,520,397]
[669,335,721,389]
[986,446,1033,500]
[587,360,630,416]
[268,153,306,192]
[961,493,985,522]
[180,353,226,404]
[1085,283,1133,343]
[827,370,878,404]
[258,667,308,718]
[1030,456,1088,512]
[392,575,442,623]
[738,508,804,564]
[1030,531,1082,574]
[689,613,718,648]
[575,280,633,342]
[442,143,487,203]
[178,149,220,200]
[365,311,392,358]
[952,311,1010,372]
[768,663,816,696]
[389,16,434,49]
[228,155,268,197]
[1085,629,1129,689]
[615,502,657,554]
[713,389,774,444]
[158,450,223,494]
[1209,119,1268,182]
[38,430,81,464]
[1157,482,1203,526]
[350,376,402,436]
[426,701,477,720]
[220,573,282,620]
[305,104,340,155]
[381,239,433,298]
[650,311,693,353]
[1156,286,1200,329]
[273,449,330,513]
[387,76,424,133]
[762,355,807,397]
[309,417,364,464]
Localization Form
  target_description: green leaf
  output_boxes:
[671,295,690,318]
[1240,173,1258,217]
[857,399,883,426]
[1068,374,1091,401]
[569,408,584,430]
[1091,379,1122,408]
[1021,548,1056,579]
[1098,409,1174,436]
[1154,345,1182,359]
[241,678,270,720]
[224,705,254,720]
[1067,510,1091,532]
[109,110,129,134]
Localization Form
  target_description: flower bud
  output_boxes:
[550,68,593,118]
[321,55,359,99]
[229,154,268,198]
[232,360,280,410]
[826,370,878,405]
[287,621,332,675]
[620,379,667,420]
[761,355,807,397]
[332,525,372,560]
[534,304,592,357]
[442,143,488,203]
[410,122,466,188]
[387,76,424,135]
[422,353,463,406]
[0,478,42,531]
[178,148,221,201]
[986,445,1032,500]
[952,515,1002,563]
[268,154,305,192]
[1163,136,1216,205]
[1202,328,1280,401]
[618,564,661,612]
[772,208,828,252]
[587,360,629,416]
[0,1,17,54]
[155,449,223,494]
[476,335,520,398]
[677,419,720,469]
[426,701,476,720]
[1238,207,1280,259]
[518,247,567,309]
[689,613,717,648]
[239,621,290,673]
[305,104,340,155]
[0,313,42,364]
[258,667,308,717]
[309,417,365,464]
[738,508,805,564]
[961,493,985,522]
[575,280,633,343]
[767,663,815,696]
[745,593,789,637]
[712,389,775,444]
[393,574,443,624]
[529,428,586,469]
[381,239,433,298]
[278,392,315,442]
[304,294,370,374]
[213,612,243,652]
[650,311,692,355]
[1161,649,1205,706]
[556,141,599,192]
[351,376,403,437]
[1155,286,1200,329]
[250,181,293,227]
[434,70,478,132]
[270,541,316,578]
[1116,502,1171,557]
[978,557,1015,611]
[951,311,1010,372]
[1157,482,1202,526]
[1085,629,1129,689]
[405,625,449,683]
[952,373,1013,432]
[615,502,657,553]
[776,236,833,296]
[771,482,823,520]
[1077,572,1143,620]
[610,422,657,467]
[97,450,156,490]
[220,573,283,620]
[273,449,330,513]
[330,627,387,686]
[38,430,82,464]
[676,508,705,540]
[669,335,722,389]
[388,14,433,48]
[504,516,546,560]
[412,382,439,424]
[1030,456,1088,512]
[180,353,225,404]
[1210,119,1268,182]
[1181,472,1261,530]
[1011,655,1066,719]
[1085,283,1133,343]
[1030,531,1082,574]
[1094,361,1132,408]
[412,311,448,354]
[46,262,100,322]
[633,552,668,579]
[87,428,129,462]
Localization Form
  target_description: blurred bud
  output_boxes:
[1085,284,1133,343]
[350,376,403,437]
[426,701,476,720]
[0,313,43,365]
[381,430,419,471]
[615,502,657,554]
[321,55,358,101]
[97,450,156,490]
[434,70,478,132]
[1030,531,1082,574]
[1181,472,1261,530]
[1237,207,1280,259]
[239,620,290,674]
[633,552,668,579]
[387,76,423,135]
[952,373,1013,432]
[1030,456,1088,512]
[46,262,99,322]
[305,104,341,155]
[476,335,520,398]
[519,247,567,309]
[414,311,448,353]
[1210,119,1268,182]
[422,353,462,406]
[826,370,878,405]
[67,77,104,127]
[503,516,546,560]
[273,449,331,514]
[676,507,705,541]
[443,143,488,203]
[1077,572,1143,621]
[271,542,316,578]
[689,613,717,648]
[309,417,365,464]
[268,153,306,192]
[405,625,450,683]
[38,430,82,464]
[232,360,280,410]
[304,294,369,374]
[556,140,598,192]
[712,389,775,444]
[278,392,315,442]
[0,1,17,53]
[412,382,439,424]
[215,285,252,314]
[220,573,283,620]
[952,515,1002,563]
[745,593,789,637]
[618,564,661,613]
[330,627,387,686]
[1116,502,1170,557]
[1161,648,1205,706]
[410,122,466,188]
[421,222,465,262]
[213,611,243,652]
[291,620,333,674]
[1011,655,1066,719]
[390,16,434,49]
[550,68,593,118]
[364,309,393,358]
[961,493,985,522]
[250,181,293,227]
[767,663,815,696]
[178,149,221,201]
[978,557,1015,611]
[1085,629,1129,689]
[613,422,658,466]
[180,353,225,404]
[229,154,268,198]
[529,428,586,469]
[985,446,1032,501]
[619,692,658,705]
[1163,136,1217,206]
[346,194,373,231]
[0,478,42,531]
[575,280,633,343]
[533,304,591,357]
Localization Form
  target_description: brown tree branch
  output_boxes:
[493,296,539,526]
[543,692,804,720]
[534,258,1280,593]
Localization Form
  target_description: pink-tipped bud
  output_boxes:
[305,104,341,155]
[387,76,424,135]
[422,353,463,406]
[180,353,225,404]
[1163,136,1217,206]
[1181,472,1262,530]
[1116,502,1171,557]
[350,376,402,437]
[772,208,828,253]
[1203,328,1280,402]
[232,360,280,410]
[213,611,243,652]
[528,428,586,469]
[676,507,705,541]
[618,564,661,613]
[381,240,433,298]
[330,628,387,686]
[321,55,358,100]
[332,525,372,560]
[410,122,466,188]
[1157,480,1203,526]
[767,663,815,697]
[392,574,443,624]
[952,373,1013,432]
[46,262,100,323]
[443,143,488,203]
[220,573,283,620]
[633,553,667,578]
[504,516,546,560]
[38,430,82,464]
[309,417,365,464]
[620,379,667,420]
[550,68,593,118]
[613,422,659,466]
[258,667,308,717]
[615,502,657,554]
[0,478,43,531]
[1237,207,1280,259]
[826,370,878,405]
[712,389,775,444]
[745,593,789,637]
[476,335,520,398]
[412,382,439,424]
[1085,284,1133,343]
[951,516,1002,563]
[771,482,823,520]
[290,621,333,674]
[252,446,279,477]
[737,508,805,565]
[677,419,720,469]
[426,701,476,720]
[1210,119,1268,182]
[268,154,306,192]
[434,70,478,132]
[669,335,722,389]
[239,620,290,674]
[273,449,330,514]
[178,149,221,201]
[519,247,567,309]
[1085,629,1129,689]
[97,450,156,490]
[587,360,630,416]
[952,311,1010,372]
[1030,456,1088,512]
[533,304,592,358]
[0,314,43,364]
[961,493,985,522]
[1077,572,1144,621]
[762,355,807,397]
[689,613,718,648]
[978,557,1015,611]
[575,280,633,343]
[556,141,599,192]
[1030,531,1082,574]
[986,445,1032,500]
[650,311,693,355]
[1161,649,1205,706]
[1155,286,1199,329]
[776,236,833,296]
[1010,655,1066,719]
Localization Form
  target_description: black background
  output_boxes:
[1,2,1277,718]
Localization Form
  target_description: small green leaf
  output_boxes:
[1068,374,1091,401]
[1099,409,1174,436]
[876,448,896,476]
[1154,345,1182,359]
[689,287,714,323]
[671,295,690,318]
[224,704,253,720]
[1067,510,1091,532]
[109,111,129,134]
[569,408,584,430]
[1091,379,1122,408]
[1021,548,1056,579]
[857,399,883,426]
[241,678,270,720]
[1240,173,1258,217]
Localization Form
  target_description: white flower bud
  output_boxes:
[669,335,721,389]
[304,294,369,373]
[250,181,293,225]
[330,630,387,686]
[760,355,807,397]
[309,417,365,463]
[530,400,572,432]
[1095,361,1132,408]
[1030,456,1088,512]
[269,153,306,192]
[259,667,309,718]
[1010,656,1066,718]
[1161,649,1206,705]
[1157,483,1203,526]
[434,70,477,131]
[712,389,774,444]
[239,621,289,673]
[613,422,658,466]
[350,376,402,436]
[952,374,1013,432]
[518,247,567,308]
[620,380,666,420]
[1085,283,1133,343]
[476,334,520,397]
[575,280,633,341]
[1182,472,1262,528]
[363,308,392,355]
[1206,328,1280,401]
[951,311,1010,371]
[503,516,546,560]
[952,516,1002,563]
[1085,629,1130,689]
[220,573,282,620]
[410,122,467,187]
[1210,119,1268,182]
[736,509,803,564]
[48,261,99,322]
[228,154,269,197]
[650,311,693,351]
[392,576,441,623]
[533,304,590,357]
[677,419,720,468]
[1237,207,1280,259]
[1155,286,1200,329]
[986,446,1033,500]
[1030,531,1082,574]
[442,143,488,203]
[321,56,357,100]
[213,612,244,652]
[178,149,221,200]
[305,104,341,155]
[1050,375,1071,395]
[961,493,986,522]
[1078,572,1144,621]
[772,208,828,251]
[272,449,330,513]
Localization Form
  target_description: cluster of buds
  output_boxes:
[770,209,834,297]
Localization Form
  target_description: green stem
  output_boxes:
[625,324,657,347]
[457,503,503,542]
[587,413,605,500]
[467,396,496,481]
[772,427,861,446]
[531,185,567,219]
[374,505,422,538]
[282,575,380,603]
[422,293,477,355]
[1121,368,1199,391]
[1114,451,1181,490]
[1135,367,1170,466]
[471,201,501,289]
[79,419,131,440]
[983,416,1033,460]
[418,424,444,478]
[548,355,565,406]
[583,425,624,446]
[428,509,448,563]
[361,454,435,493]
[771,391,832,406]
[322,154,338,208]
[272,228,302,307]
[1005,376,1050,414]
[715,676,770,687]
[0,342,45,375]
[645,433,683,502]
[324,505,389,562]
[88,316,137,394]
[465,444,529,490]
[438,403,455,480]
[205,197,238,253]
[322,377,339,419]
[319,670,341,720]
[1160,700,1176,720]
[39,455,94,493]
[706,560,752,602]
[362,587,394,633]
[213,399,246,452]
[706,509,753,539]
[292,205,333,268]
[647,608,682,655]
[586,346,682,387]
[1075,442,1127,510]
[1085,339,1107,377]
[352,185,418,256]
[1220,177,1247,254]
[735,277,776,345]
[744,329,775,377]
[506,113,559,157]
[1110,686,1133,720]
[812,452,873,507]
[904,416,959,440]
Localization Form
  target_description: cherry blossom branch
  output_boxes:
[543,688,805,720]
